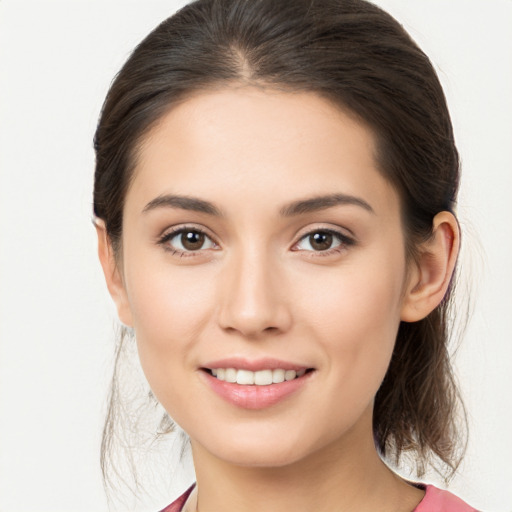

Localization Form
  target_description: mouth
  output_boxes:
[199,358,316,409]
[203,367,314,386]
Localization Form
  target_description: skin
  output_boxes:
[97,87,459,512]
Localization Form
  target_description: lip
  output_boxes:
[202,357,308,372]
[199,358,315,410]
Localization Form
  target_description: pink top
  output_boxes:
[160,483,478,512]
[160,484,195,512]
[414,485,479,511]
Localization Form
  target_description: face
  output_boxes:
[114,87,414,468]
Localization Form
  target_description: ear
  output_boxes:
[95,220,133,327]
[400,212,460,322]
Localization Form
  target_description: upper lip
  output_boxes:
[202,357,311,372]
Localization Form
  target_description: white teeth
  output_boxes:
[225,368,237,383]
[272,368,285,383]
[236,369,255,385]
[254,369,273,385]
[210,367,307,385]
[285,370,297,381]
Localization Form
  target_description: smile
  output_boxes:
[209,368,308,385]
[201,365,315,409]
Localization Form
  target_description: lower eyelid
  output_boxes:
[304,244,349,257]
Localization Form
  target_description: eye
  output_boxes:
[159,227,217,254]
[294,229,354,253]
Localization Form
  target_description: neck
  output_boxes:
[187,413,424,512]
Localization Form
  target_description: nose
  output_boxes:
[217,246,292,339]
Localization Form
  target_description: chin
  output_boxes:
[198,429,318,469]
[222,448,306,469]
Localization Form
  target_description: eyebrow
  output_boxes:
[143,195,224,216]
[279,193,374,216]
[142,192,374,217]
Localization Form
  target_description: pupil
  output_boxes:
[182,231,205,250]
[310,232,332,251]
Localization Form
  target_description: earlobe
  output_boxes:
[95,220,133,327]
[400,212,460,322]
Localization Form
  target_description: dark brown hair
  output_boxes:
[94,0,466,492]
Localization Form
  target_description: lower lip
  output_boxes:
[201,371,314,410]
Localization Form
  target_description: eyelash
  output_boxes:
[293,228,355,258]
[157,225,217,258]
[157,225,355,258]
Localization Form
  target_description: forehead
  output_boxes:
[128,87,399,218]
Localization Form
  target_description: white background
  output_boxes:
[0,1,511,511]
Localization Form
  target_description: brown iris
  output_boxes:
[181,231,205,250]
[309,232,333,251]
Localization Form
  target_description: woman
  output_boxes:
[93,0,477,510]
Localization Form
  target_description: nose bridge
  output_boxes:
[217,241,290,337]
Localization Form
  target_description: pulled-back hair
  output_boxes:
[94,0,466,491]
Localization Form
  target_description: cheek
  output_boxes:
[299,253,405,398]
[124,263,216,394]
[128,264,215,338]
[301,253,405,339]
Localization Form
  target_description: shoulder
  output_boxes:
[414,484,479,512]
[159,484,196,512]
